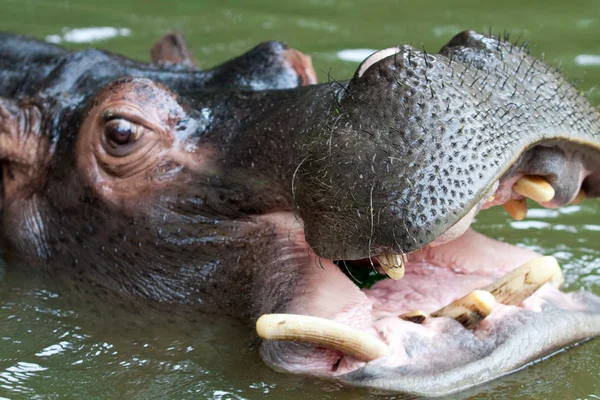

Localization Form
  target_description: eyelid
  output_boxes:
[101,108,159,132]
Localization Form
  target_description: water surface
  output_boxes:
[1,0,600,398]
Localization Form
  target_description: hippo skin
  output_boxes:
[1,30,600,396]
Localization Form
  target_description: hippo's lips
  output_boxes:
[255,171,600,396]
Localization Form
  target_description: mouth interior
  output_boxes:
[257,143,600,392]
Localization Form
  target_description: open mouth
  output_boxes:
[254,142,600,396]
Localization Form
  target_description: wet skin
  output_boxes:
[1,30,600,396]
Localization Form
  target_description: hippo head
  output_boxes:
[1,31,600,396]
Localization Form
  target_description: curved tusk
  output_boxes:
[481,256,563,305]
[431,290,496,330]
[513,175,555,203]
[256,314,390,362]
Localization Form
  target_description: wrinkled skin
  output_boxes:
[1,30,600,396]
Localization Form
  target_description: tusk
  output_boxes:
[481,256,563,306]
[571,189,586,205]
[399,310,427,324]
[256,314,390,361]
[503,198,528,220]
[431,290,495,330]
[375,253,407,280]
[513,175,555,203]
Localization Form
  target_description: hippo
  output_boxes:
[1,30,600,396]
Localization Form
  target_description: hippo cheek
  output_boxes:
[254,32,600,396]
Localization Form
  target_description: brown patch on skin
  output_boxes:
[454,312,486,330]
[75,77,214,209]
[452,303,488,330]
[284,49,317,86]
[399,311,427,324]
[151,32,198,69]
[0,97,50,203]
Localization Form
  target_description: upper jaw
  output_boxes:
[295,30,600,259]
[300,137,600,264]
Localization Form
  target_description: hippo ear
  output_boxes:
[0,97,48,197]
[151,32,198,69]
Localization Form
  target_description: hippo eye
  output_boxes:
[104,119,145,148]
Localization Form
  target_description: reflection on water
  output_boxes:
[575,54,600,66]
[46,27,131,44]
[1,0,600,398]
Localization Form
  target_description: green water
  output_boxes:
[1,0,600,398]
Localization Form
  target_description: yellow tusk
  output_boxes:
[481,256,563,305]
[431,290,496,330]
[513,175,555,203]
[503,198,528,220]
[375,253,406,280]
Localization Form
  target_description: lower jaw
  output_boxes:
[256,214,600,394]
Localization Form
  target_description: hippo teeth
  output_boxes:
[255,314,390,361]
[503,176,557,220]
[429,256,561,329]
[431,290,496,330]
[375,253,407,280]
[503,198,528,220]
[513,175,556,203]
[481,256,563,305]
[256,258,564,360]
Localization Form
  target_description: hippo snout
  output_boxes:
[293,30,600,260]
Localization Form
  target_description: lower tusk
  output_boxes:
[571,189,586,205]
[256,314,390,361]
[481,256,562,306]
[375,253,407,280]
[513,175,555,203]
[431,290,495,330]
[399,310,427,324]
[503,198,528,220]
